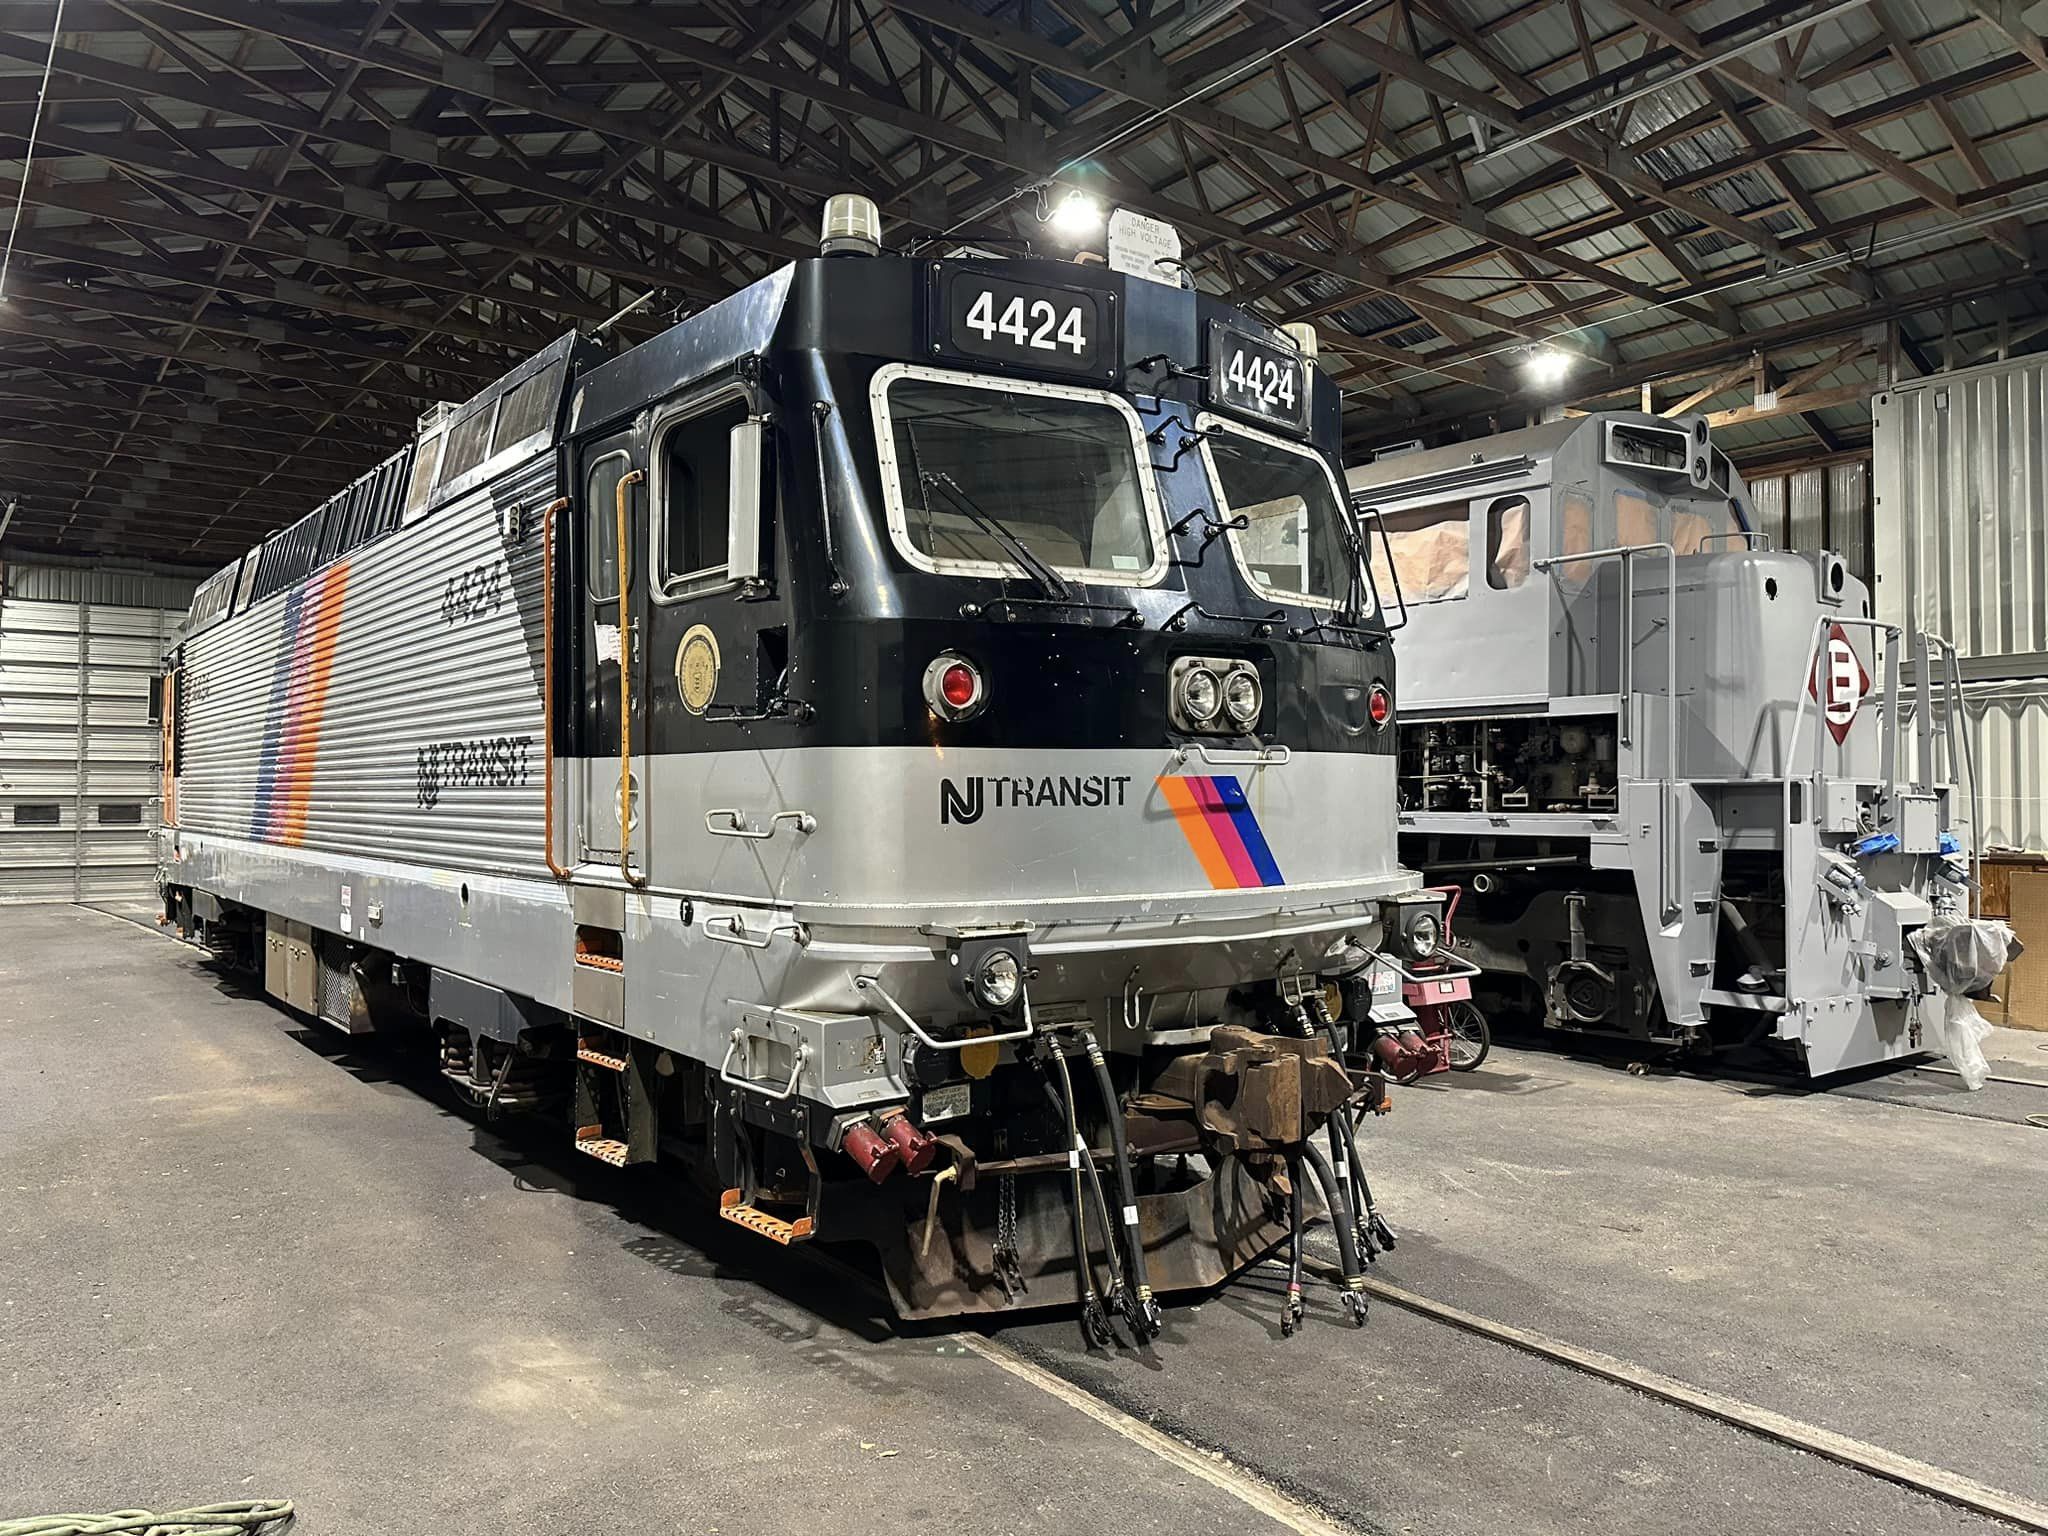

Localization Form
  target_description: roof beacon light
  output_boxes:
[1280,322,1319,360]
[820,193,883,257]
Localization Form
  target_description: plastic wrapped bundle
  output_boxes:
[1909,917,2024,1090]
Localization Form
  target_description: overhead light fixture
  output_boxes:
[1047,188,1104,240]
[1523,348,1573,387]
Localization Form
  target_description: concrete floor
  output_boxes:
[5,904,2043,1534]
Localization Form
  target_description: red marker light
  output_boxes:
[1367,684,1392,726]
[925,652,987,721]
[941,662,978,710]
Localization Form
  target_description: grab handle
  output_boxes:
[1370,949,1482,984]
[719,1028,808,1101]
[703,914,806,949]
[706,808,818,840]
[1175,742,1292,768]
[854,974,1036,1052]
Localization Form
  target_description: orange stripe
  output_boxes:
[277,562,349,846]
[1157,775,1242,890]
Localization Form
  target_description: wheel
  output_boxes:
[1446,1001,1491,1071]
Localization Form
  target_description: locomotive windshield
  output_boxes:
[1202,415,1363,611]
[874,365,1165,585]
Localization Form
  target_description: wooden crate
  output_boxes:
[2004,869,2048,1032]
[1976,853,2047,920]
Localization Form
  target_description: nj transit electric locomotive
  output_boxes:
[159,196,1437,1335]
[1347,411,1977,1078]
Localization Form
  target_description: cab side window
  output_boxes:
[1371,500,1470,604]
[586,453,631,600]
[658,398,750,596]
[1486,496,1531,590]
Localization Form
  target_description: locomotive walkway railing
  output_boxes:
[1785,618,1981,916]
[1532,540,1680,924]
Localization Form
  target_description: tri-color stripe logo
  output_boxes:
[250,559,350,846]
[1157,773,1285,889]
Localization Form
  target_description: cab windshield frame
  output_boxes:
[869,361,1172,588]
[1197,412,1370,616]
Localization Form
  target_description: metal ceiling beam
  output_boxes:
[0,396,398,466]
[0,31,816,267]
[1343,258,2043,434]
[0,307,427,396]
[1603,0,1964,215]
[0,173,614,322]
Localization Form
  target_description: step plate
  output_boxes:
[719,1188,814,1245]
[576,1046,629,1071]
[574,1130,632,1166]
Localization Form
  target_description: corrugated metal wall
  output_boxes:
[1873,354,2048,661]
[0,562,198,903]
[1874,353,2048,854]
[1743,459,1873,588]
[1969,687,2048,854]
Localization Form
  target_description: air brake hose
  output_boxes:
[1029,1054,1109,1338]
[1335,1098,1396,1253]
[1328,1105,1369,1253]
[1047,1040,1128,1303]
[1299,1136,1368,1324]
[1075,1029,1160,1335]
[1283,1152,1306,1336]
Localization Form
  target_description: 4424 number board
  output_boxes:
[935,270,1112,377]
[1205,320,1309,433]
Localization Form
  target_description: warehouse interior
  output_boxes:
[3,3,2046,1534]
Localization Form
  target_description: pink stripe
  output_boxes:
[1189,776,1261,889]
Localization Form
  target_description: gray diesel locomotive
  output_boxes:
[158,197,1436,1337]
[1347,412,1977,1078]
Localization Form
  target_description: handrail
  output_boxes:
[1696,530,1773,551]
[853,973,1037,1051]
[1781,614,1904,840]
[615,468,647,888]
[1371,949,1483,984]
[1175,741,1292,768]
[159,666,178,828]
[719,1027,809,1102]
[1349,503,1410,631]
[539,495,571,879]
[1533,540,1678,921]
[706,808,818,839]
[1921,631,1982,915]
[703,913,805,949]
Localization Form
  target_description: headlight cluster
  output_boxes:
[1401,910,1442,960]
[1171,656,1263,734]
[972,948,1022,1010]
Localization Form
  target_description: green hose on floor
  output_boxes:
[0,1500,292,1535]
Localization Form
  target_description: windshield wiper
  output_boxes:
[919,470,1073,602]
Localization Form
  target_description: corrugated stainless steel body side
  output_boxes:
[1875,355,2048,663]
[177,449,556,878]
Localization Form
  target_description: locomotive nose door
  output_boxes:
[576,434,647,871]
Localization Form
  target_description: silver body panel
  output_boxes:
[169,432,1415,1105]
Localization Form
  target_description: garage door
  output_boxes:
[0,563,197,904]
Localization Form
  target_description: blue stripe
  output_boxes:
[1209,775,1285,887]
[249,583,309,836]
